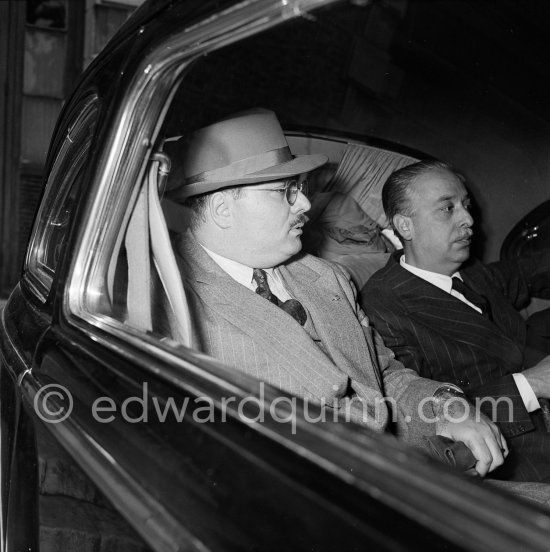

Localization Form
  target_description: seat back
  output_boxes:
[323,143,417,228]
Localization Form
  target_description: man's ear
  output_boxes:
[209,191,232,229]
[393,213,413,241]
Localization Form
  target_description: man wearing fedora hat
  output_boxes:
[168,108,507,478]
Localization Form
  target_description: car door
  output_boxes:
[1,87,158,551]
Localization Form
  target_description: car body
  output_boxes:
[502,200,550,262]
[1,0,550,550]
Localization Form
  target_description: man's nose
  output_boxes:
[459,206,474,227]
[292,190,311,213]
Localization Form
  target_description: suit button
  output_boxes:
[458,378,470,387]
[518,425,525,432]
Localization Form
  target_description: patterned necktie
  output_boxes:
[451,277,492,319]
[252,268,307,326]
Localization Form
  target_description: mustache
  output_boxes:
[291,214,309,227]
[457,228,474,240]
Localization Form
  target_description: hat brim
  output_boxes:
[168,153,328,200]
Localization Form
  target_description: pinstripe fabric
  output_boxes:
[361,252,550,482]
[174,232,442,444]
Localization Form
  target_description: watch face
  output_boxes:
[434,385,466,401]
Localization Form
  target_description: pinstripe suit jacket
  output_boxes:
[360,252,549,439]
[174,232,442,445]
[360,252,550,481]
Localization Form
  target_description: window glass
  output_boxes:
[26,94,99,300]
[72,6,358,346]
[71,2,380,354]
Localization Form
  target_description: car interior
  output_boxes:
[105,128,421,351]
[97,0,550,373]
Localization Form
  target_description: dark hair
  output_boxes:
[382,159,461,233]
[184,186,245,230]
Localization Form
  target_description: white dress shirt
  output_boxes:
[200,245,292,301]
[400,255,540,413]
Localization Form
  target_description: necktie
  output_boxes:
[252,269,307,326]
[451,277,492,319]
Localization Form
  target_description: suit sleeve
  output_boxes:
[485,249,550,305]
[360,279,533,438]
[332,264,442,443]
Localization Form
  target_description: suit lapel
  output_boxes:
[175,233,351,400]
[384,257,524,367]
[279,257,382,390]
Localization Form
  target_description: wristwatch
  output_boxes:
[433,384,466,403]
[432,384,468,420]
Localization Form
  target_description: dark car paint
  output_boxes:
[502,199,550,263]
[2,287,483,551]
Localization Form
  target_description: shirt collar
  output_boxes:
[400,255,461,294]
[200,244,277,288]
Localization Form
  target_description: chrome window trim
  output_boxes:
[60,0,343,448]
[65,0,338,355]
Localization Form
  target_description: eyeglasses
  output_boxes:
[246,178,308,205]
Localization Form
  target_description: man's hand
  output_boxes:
[522,354,550,398]
[434,396,508,477]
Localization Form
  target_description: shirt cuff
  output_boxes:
[512,373,541,412]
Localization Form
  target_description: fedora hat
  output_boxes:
[166,108,327,200]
